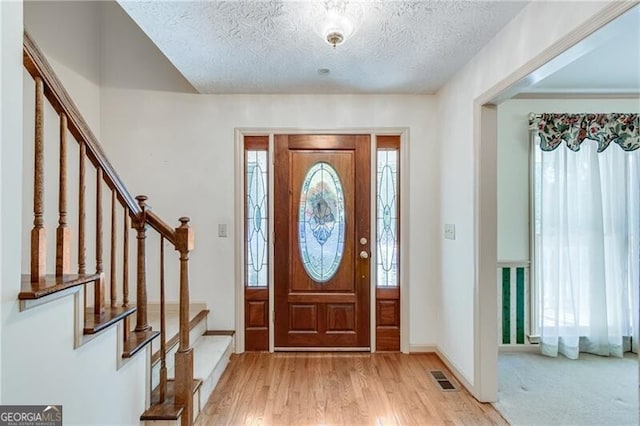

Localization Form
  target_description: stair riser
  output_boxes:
[151,310,207,355]
[151,314,208,389]
[144,420,180,426]
[193,388,201,422]
[198,336,234,409]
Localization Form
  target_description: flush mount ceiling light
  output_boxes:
[322,0,353,48]
[325,31,344,48]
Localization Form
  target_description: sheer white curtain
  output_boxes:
[535,136,639,359]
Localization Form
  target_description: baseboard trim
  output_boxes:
[434,347,476,399]
[409,344,477,399]
[499,344,539,353]
[408,344,437,353]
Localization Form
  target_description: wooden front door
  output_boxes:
[274,135,370,348]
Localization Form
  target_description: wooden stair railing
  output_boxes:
[20,32,196,425]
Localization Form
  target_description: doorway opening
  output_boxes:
[474,1,637,403]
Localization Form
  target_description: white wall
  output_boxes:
[100,1,195,93]
[436,0,615,390]
[2,297,148,425]
[24,0,102,136]
[0,0,25,404]
[497,98,640,262]
[100,91,441,346]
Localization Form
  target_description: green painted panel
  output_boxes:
[516,267,525,344]
[502,268,510,344]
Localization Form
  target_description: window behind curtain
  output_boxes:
[532,133,639,357]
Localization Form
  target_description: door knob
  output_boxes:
[359,251,369,259]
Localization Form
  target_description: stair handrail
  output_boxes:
[146,209,177,245]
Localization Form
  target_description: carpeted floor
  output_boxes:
[494,351,638,426]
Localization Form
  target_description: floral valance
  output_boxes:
[529,113,639,152]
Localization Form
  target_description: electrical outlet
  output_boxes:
[218,223,228,238]
[444,224,456,240]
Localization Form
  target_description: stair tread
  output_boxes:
[202,330,235,336]
[140,397,183,421]
[19,273,100,299]
[84,305,136,334]
[123,329,160,358]
[141,378,202,421]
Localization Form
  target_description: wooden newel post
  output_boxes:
[134,195,150,332]
[174,217,195,426]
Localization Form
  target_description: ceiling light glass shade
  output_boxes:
[321,0,354,47]
[323,15,353,46]
[324,0,347,15]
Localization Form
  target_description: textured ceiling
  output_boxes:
[118,1,527,94]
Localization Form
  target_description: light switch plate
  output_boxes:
[444,224,456,240]
[218,223,228,238]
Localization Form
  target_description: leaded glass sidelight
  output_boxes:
[298,162,345,283]
[377,150,399,287]
[246,150,268,287]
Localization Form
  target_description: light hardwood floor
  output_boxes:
[196,352,507,425]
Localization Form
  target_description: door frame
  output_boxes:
[234,128,410,353]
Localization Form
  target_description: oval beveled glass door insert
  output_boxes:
[298,162,345,282]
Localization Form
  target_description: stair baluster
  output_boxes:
[122,209,131,342]
[56,113,70,275]
[31,77,46,282]
[79,141,88,313]
[78,142,86,275]
[95,168,105,314]
[123,209,130,308]
[110,190,118,308]
[159,236,167,403]
[135,195,150,332]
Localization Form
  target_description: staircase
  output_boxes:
[144,306,234,424]
[19,31,231,425]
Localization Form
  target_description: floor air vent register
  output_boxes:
[430,370,458,391]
